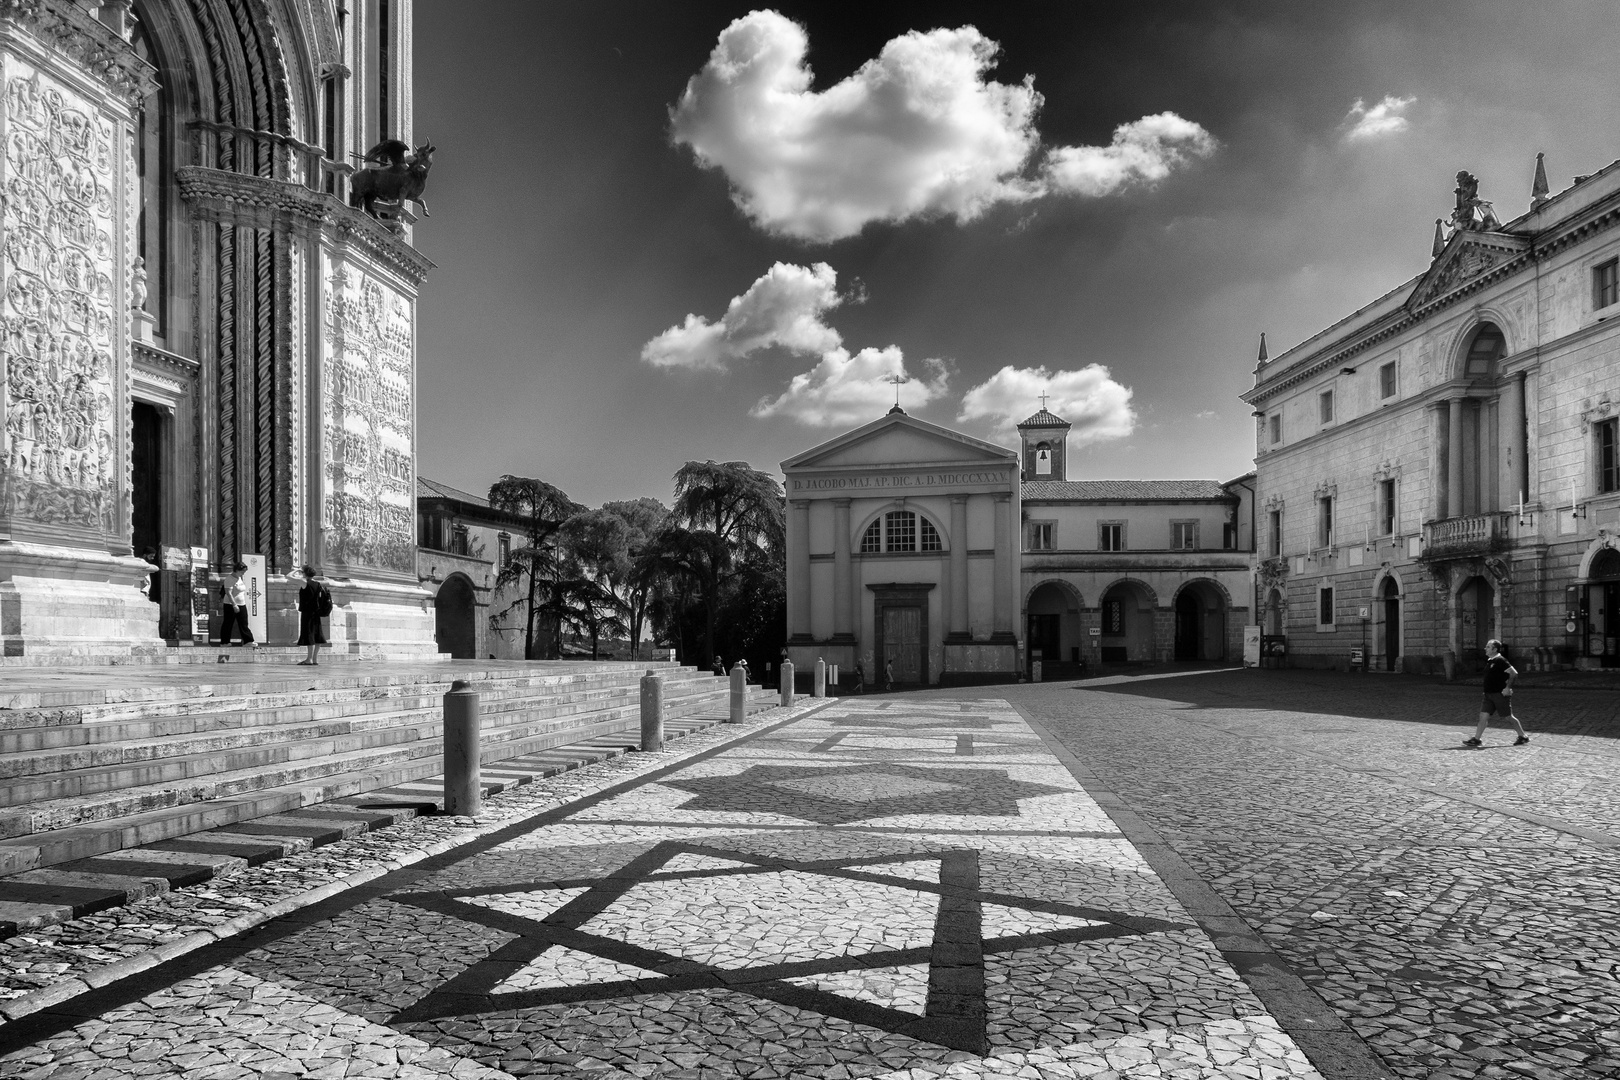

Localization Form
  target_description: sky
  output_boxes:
[412,1,1620,508]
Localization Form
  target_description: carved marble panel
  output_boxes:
[320,257,413,573]
[0,60,123,534]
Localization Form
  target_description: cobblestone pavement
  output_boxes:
[0,697,1331,1079]
[904,668,1620,1080]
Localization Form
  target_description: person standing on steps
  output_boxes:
[220,560,256,648]
[295,564,331,666]
[1465,638,1529,748]
[712,655,725,677]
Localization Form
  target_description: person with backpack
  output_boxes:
[295,564,331,665]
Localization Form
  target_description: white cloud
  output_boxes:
[1195,410,1217,420]
[670,11,1214,241]
[1040,112,1217,196]
[641,262,843,370]
[957,365,1135,444]
[751,347,950,426]
[1341,95,1415,141]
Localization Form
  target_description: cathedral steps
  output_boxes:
[0,661,776,881]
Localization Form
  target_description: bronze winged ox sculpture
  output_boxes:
[348,138,435,220]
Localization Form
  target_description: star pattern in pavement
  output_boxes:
[657,763,1074,824]
[390,841,1188,1054]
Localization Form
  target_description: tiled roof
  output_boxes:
[416,476,489,506]
[1021,479,1233,501]
[1017,408,1069,428]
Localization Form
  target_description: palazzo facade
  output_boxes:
[1244,162,1620,672]
[0,0,434,655]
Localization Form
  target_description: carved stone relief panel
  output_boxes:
[320,257,414,574]
[0,61,125,536]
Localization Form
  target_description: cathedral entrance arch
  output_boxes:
[434,574,477,660]
[871,584,932,689]
[1025,580,1080,677]
[1099,580,1156,663]
[1584,548,1620,667]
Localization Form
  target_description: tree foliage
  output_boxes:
[487,476,583,660]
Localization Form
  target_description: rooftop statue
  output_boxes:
[349,139,435,222]
[1450,170,1500,232]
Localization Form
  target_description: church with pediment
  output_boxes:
[1244,158,1620,673]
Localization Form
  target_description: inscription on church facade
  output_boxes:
[1,64,122,534]
[321,259,414,573]
[791,471,1005,491]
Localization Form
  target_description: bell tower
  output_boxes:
[1017,399,1071,481]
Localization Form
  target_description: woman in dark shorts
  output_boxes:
[295,564,328,666]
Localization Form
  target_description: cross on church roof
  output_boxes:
[1039,392,1048,409]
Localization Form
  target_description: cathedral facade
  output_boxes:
[0,0,433,655]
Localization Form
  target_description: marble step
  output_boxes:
[0,708,748,940]
[0,688,777,877]
[0,674,741,786]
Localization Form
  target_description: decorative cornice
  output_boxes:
[1247,190,1620,406]
[133,340,200,376]
[175,166,435,285]
[0,0,157,103]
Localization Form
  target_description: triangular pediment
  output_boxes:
[1408,230,1530,310]
[783,413,1015,471]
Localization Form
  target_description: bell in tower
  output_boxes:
[1016,398,1072,481]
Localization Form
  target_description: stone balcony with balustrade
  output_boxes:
[1422,511,1513,557]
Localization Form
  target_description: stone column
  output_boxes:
[993,493,1012,635]
[1428,404,1447,522]
[832,499,853,637]
[1503,375,1526,510]
[1447,397,1465,519]
[948,496,969,637]
[789,500,812,639]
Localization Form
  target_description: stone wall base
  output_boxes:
[943,641,1018,683]
[0,542,161,657]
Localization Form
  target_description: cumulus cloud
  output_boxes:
[670,11,1214,241]
[1041,112,1217,196]
[1342,95,1415,141]
[752,347,950,426]
[641,262,843,370]
[957,364,1135,444]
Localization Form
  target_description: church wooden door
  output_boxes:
[882,605,923,686]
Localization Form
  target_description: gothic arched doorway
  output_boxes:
[435,574,477,659]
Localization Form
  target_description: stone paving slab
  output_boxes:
[0,698,1334,1079]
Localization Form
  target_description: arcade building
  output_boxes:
[782,406,1255,688]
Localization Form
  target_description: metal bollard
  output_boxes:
[780,659,795,707]
[728,663,747,723]
[814,657,826,698]
[443,679,482,817]
[640,669,664,751]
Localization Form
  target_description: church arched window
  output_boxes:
[859,511,946,553]
[1035,441,1052,475]
[860,519,882,552]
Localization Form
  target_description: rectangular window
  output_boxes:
[1600,418,1619,494]
[497,534,511,568]
[1379,361,1397,399]
[450,524,469,556]
[1317,497,1333,548]
[1102,599,1124,634]
[1379,479,1397,535]
[1099,523,1123,551]
[1028,523,1053,550]
[1319,390,1334,424]
[1222,522,1237,550]
[1318,586,1335,627]
[1171,521,1197,550]
[1595,258,1619,310]
[1269,413,1281,444]
[1268,510,1282,557]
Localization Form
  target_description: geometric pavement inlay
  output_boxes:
[389,840,1189,1055]
[658,763,1074,825]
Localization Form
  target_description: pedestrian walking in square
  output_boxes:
[852,661,865,694]
[1465,638,1529,747]
[219,560,256,647]
[295,564,330,665]
[884,657,894,692]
